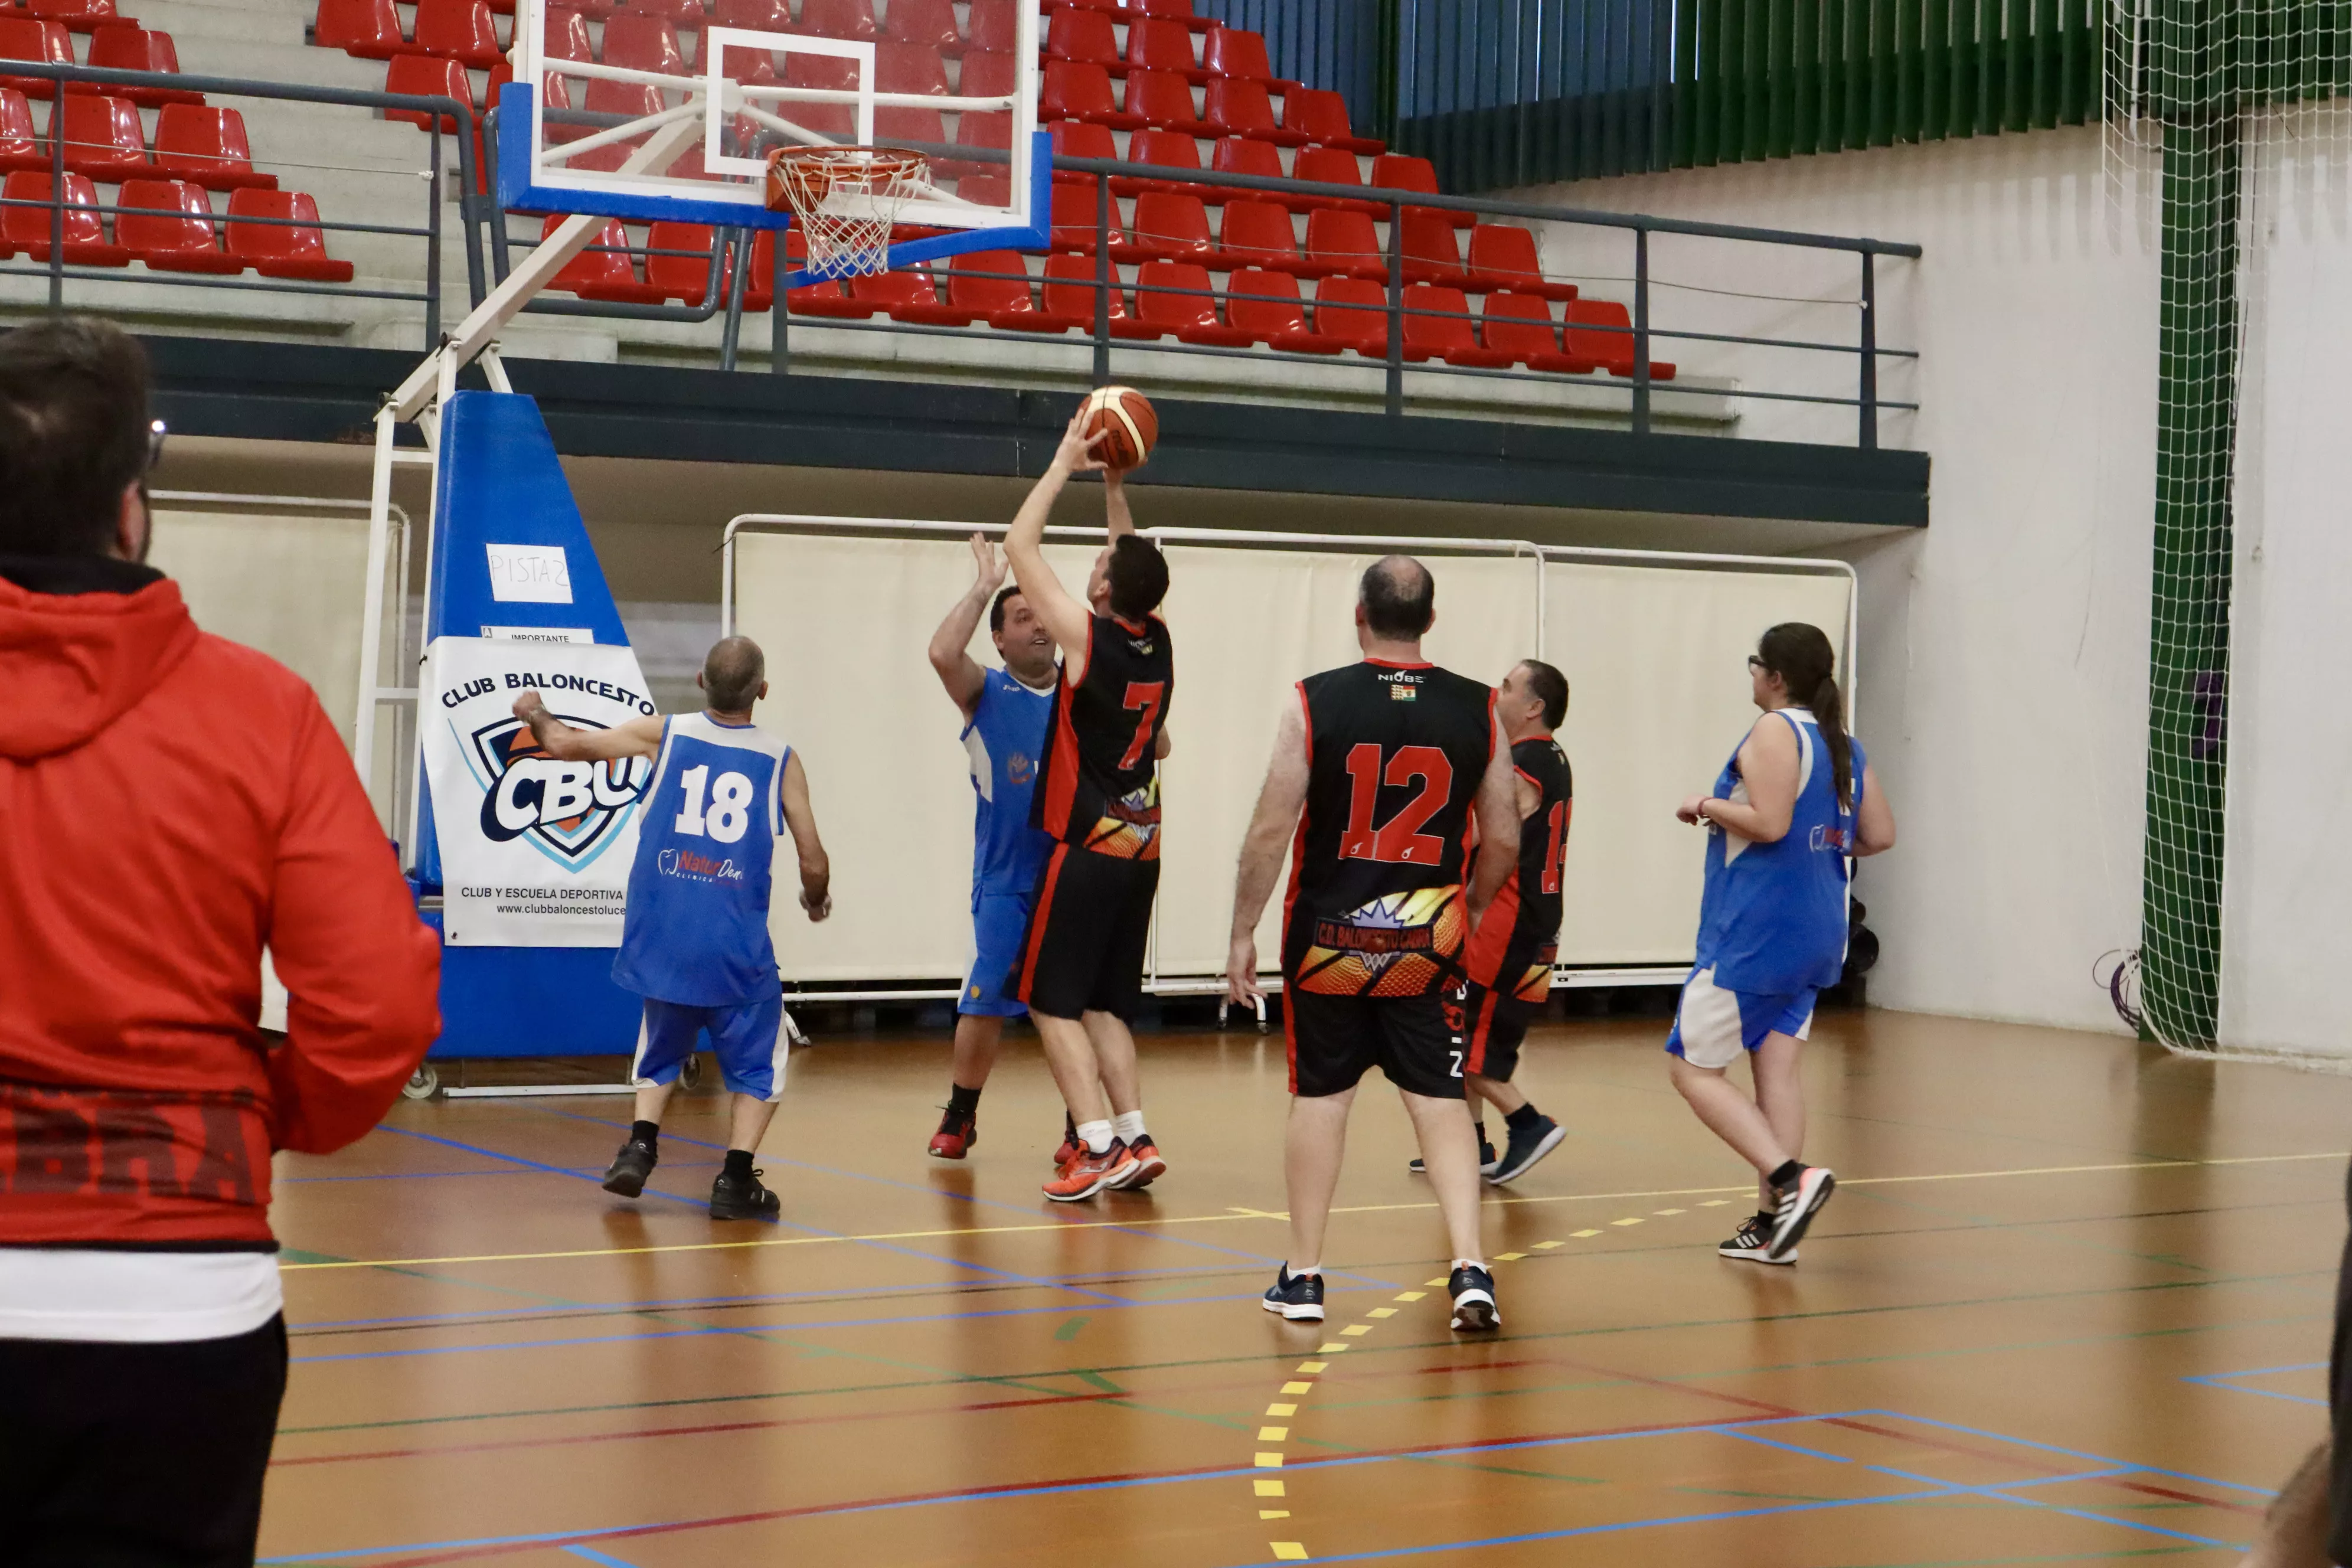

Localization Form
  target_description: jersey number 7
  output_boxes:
[1340,744,1452,865]
[1119,682,1165,769]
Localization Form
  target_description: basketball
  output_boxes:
[1079,386,1158,471]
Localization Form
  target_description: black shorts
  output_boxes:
[1284,987,1465,1100]
[1017,843,1158,1023]
[1451,976,1537,1082]
[0,1312,288,1568]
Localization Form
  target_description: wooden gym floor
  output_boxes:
[256,1007,2346,1566]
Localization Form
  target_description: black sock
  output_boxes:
[948,1083,981,1117]
[1064,1110,1078,1139]
[630,1120,659,1149]
[723,1149,754,1179]
[1504,1103,1543,1133]
[1768,1158,1805,1190]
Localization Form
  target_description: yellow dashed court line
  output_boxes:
[1570,1228,1602,1237]
[1259,1427,1289,1441]
[1267,1403,1297,1416]
[1611,1217,1644,1227]
[1272,1546,1309,1562]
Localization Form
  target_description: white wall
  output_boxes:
[1509,126,2161,1032]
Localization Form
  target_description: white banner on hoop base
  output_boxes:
[421,635,659,947]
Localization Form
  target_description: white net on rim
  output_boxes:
[765,146,932,279]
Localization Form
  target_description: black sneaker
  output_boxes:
[1260,1266,1326,1322]
[1768,1165,1835,1260]
[709,1166,781,1221]
[1409,1135,1500,1177]
[1486,1116,1566,1187]
[1448,1264,1499,1331]
[1717,1210,1795,1265]
[602,1138,656,1198]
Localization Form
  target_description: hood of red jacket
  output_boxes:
[0,564,198,762]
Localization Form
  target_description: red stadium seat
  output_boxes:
[313,0,403,58]
[950,249,1079,331]
[600,14,685,77]
[224,188,351,279]
[1045,9,1121,71]
[23,0,117,35]
[1225,267,1339,353]
[1134,259,1251,345]
[1043,251,1155,337]
[959,45,1021,100]
[1129,0,1211,34]
[1214,200,1308,273]
[874,42,949,143]
[46,94,150,179]
[1399,207,1466,285]
[612,0,704,21]
[783,50,860,140]
[1113,128,1206,197]
[1040,61,1138,129]
[955,169,1008,205]
[712,0,788,25]
[846,267,976,325]
[964,0,1023,53]
[384,54,471,132]
[1566,298,1676,379]
[411,0,502,67]
[540,214,663,300]
[1201,25,1274,81]
[154,106,277,191]
[793,0,877,40]
[1478,292,1589,373]
[1466,223,1576,301]
[1122,68,1208,135]
[81,27,202,107]
[573,81,664,170]
[1113,189,1212,262]
[1311,275,1392,356]
[1046,116,1116,182]
[0,19,76,100]
[883,0,962,53]
[1291,145,1380,214]
[1282,86,1381,155]
[946,109,1012,176]
[1403,284,1511,367]
[1303,206,1384,280]
[1048,180,1108,252]
[0,89,37,172]
[663,108,752,179]
[1124,17,1205,81]
[1211,135,1285,191]
[540,8,593,61]
[117,178,241,273]
[1,169,128,263]
[645,219,719,303]
[1203,78,1304,145]
[1371,152,1469,226]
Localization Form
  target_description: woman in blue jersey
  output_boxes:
[1667,622,1896,1265]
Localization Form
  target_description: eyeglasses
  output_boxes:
[146,419,167,472]
[1746,655,1766,674]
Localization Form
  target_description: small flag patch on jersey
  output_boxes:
[1390,684,1416,701]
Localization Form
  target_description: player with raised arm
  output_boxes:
[511,635,832,1221]
[1002,409,1175,1203]
[923,533,1061,1160]
[1668,622,1896,1263]
[1226,557,1521,1332]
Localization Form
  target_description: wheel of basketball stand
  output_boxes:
[401,1064,440,1100]
[680,1053,704,1090]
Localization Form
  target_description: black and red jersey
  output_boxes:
[1463,735,1572,1002]
[1031,611,1173,860]
[1282,659,1495,998]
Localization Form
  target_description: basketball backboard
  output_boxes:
[496,0,1047,270]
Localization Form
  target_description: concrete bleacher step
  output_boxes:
[119,0,313,49]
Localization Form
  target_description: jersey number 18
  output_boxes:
[674,765,754,845]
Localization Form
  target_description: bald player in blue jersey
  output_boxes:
[925,533,1061,1160]
[512,636,832,1221]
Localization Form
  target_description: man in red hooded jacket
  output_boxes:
[0,320,442,1566]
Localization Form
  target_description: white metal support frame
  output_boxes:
[718,512,1860,1011]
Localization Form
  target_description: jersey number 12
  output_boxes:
[674,764,754,845]
[1340,744,1453,864]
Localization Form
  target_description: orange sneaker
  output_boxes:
[1052,1115,1079,1168]
[1116,1135,1167,1189]
[1043,1139,1135,1203]
[928,1108,976,1160]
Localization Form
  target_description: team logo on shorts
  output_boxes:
[465,716,651,870]
[1295,886,1466,997]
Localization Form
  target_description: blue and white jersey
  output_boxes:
[612,712,790,1007]
[1692,707,1866,995]
[963,665,1056,901]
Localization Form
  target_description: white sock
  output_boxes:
[1112,1110,1147,1142]
[1287,1262,1321,1278]
[1077,1119,1114,1156]
[1453,1257,1485,1274]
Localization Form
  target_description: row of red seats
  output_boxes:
[535,222,1671,378]
[1043,12,1289,89]
[0,18,197,103]
[0,171,351,277]
[4,0,122,35]
[0,89,275,188]
[321,0,1217,54]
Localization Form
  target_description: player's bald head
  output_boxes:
[701,635,766,713]
[1359,554,1435,639]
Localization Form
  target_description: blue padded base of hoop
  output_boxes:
[496,84,1048,286]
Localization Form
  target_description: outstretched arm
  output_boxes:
[1005,410,1110,682]
[512,692,664,762]
[1103,466,1135,541]
[1465,711,1521,924]
[779,751,832,922]
[929,533,1004,718]
[1226,697,1311,1004]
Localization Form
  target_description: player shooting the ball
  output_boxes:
[1002,401,1177,1202]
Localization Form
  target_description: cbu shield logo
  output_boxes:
[468,716,649,869]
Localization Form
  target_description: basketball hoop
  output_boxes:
[765,145,930,279]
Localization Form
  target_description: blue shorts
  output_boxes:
[1663,965,1816,1071]
[629,993,788,1102]
[961,889,1033,1018]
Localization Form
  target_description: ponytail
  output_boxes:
[1755,622,1851,809]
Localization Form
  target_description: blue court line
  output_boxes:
[1857,1409,2277,1495]
[560,1549,639,1567]
[279,1168,555,1184]
[2180,1366,2329,1408]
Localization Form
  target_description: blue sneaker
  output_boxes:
[1260,1266,1325,1322]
